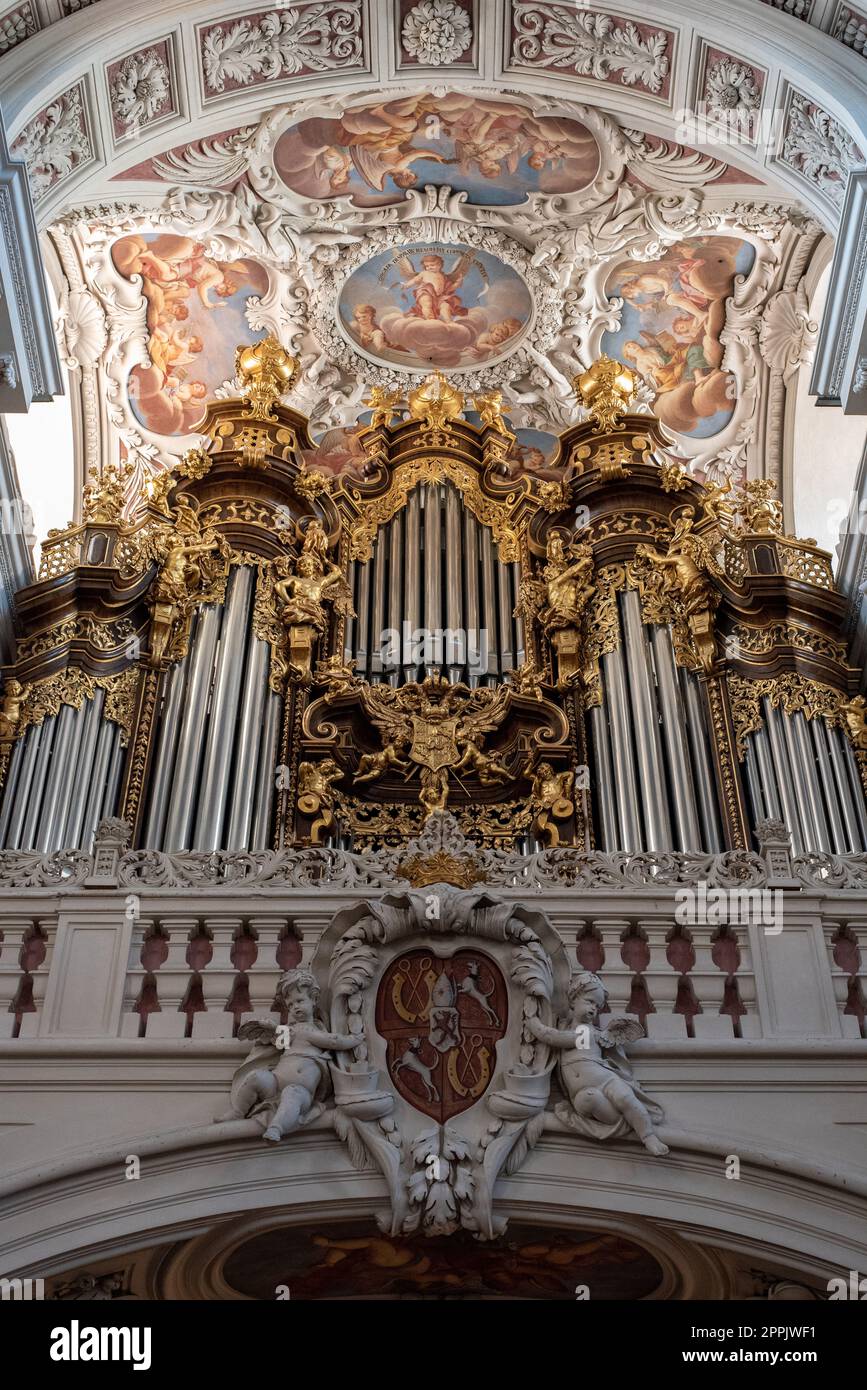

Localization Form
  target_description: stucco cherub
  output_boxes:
[526,970,669,1156]
[218,968,356,1143]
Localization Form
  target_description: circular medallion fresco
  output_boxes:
[337,242,533,372]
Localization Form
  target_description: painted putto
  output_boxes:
[274,92,600,206]
[112,233,267,436]
[338,242,532,370]
[602,236,755,439]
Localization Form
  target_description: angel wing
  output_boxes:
[322,567,356,618]
[447,250,475,289]
[458,684,511,741]
[684,533,725,580]
[238,1018,280,1047]
[597,1016,644,1049]
[393,254,416,281]
[516,576,547,618]
[360,683,414,747]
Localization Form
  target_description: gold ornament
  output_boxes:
[273,520,354,683]
[520,757,575,847]
[472,390,512,436]
[634,506,723,672]
[574,355,637,433]
[235,336,299,422]
[296,757,344,844]
[363,386,403,429]
[407,372,464,434]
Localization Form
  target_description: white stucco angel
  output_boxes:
[526,970,669,1155]
[217,968,356,1143]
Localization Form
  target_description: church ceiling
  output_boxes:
[2,0,854,506]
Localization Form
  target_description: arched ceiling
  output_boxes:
[1,0,863,537]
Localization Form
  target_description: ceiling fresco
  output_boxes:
[602,237,756,439]
[273,94,601,207]
[337,242,533,371]
[111,234,267,436]
[45,80,818,502]
[220,1221,663,1300]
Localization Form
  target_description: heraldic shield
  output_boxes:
[376,950,508,1122]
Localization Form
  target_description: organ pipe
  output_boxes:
[163,604,221,850]
[193,566,254,851]
[621,591,672,851]
[651,626,701,851]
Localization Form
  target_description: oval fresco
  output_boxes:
[338,243,533,372]
[602,236,756,440]
[274,93,600,208]
[111,233,268,437]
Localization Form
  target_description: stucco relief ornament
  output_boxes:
[704,59,760,120]
[110,49,171,129]
[402,0,472,65]
[528,971,669,1154]
[56,288,107,371]
[781,93,862,207]
[200,2,363,93]
[12,86,90,199]
[511,4,670,94]
[758,283,817,382]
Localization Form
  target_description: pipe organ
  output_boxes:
[0,341,865,865]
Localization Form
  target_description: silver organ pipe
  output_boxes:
[825,721,863,851]
[620,591,672,851]
[496,541,514,675]
[811,718,848,854]
[680,671,723,852]
[651,626,701,851]
[601,647,643,851]
[792,710,831,852]
[588,702,618,850]
[743,741,765,824]
[82,720,116,852]
[370,529,387,682]
[512,563,526,668]
[102,732,124,820]
[445,486,463,682]
[752,725,782,821]
[251,689,282,852]
[463,508,481,687]
[36,704,75,851]
[163,604,221,850]
[763,699,805,854]
[423,483,442,674]
[841,735,867,847]
[403,490,421,683]
[3,722,42,850]
[479,522,498,686]
[781,708,820,852]
[17,716,54,850]
[193,565,255,851]
[226,631,270,850]
[63,690,105,849]
[355,537,372,681]
[387,507,404,686]
[0,735,24,846]
[143,655,190,849]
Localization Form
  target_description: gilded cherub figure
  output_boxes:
[217,969,356,1143]
[274,523,354,682]
[0,678,24,743]
[364,385,403,429]
[526,971,669,1155]
[841,695,867,751]
[453,731,510,785]
[521,757,575,846]
[296,757,344,844]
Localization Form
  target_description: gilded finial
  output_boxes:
[235,336,300,422]
[82,460,132,524]
[574,355,637,433]
[407,371,464,433]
